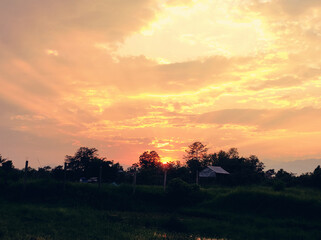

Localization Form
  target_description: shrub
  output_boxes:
[162,215,186,232]
[273,180,286,191]
[166,178,201,205]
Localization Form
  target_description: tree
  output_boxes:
[208,148,265,185]
[0,154,14,171]
[51,165,64,180]
[246,155,265,173]
[265,169,276,179]
[37,166,51,178]
[136,151,162,184]
[65,147,123,182]
[2,160,14,171]
[65,147,104,180]
[185,142,208,170]
[139,151,161,170]
[184,142,208,161]
[0,155,15,185]
[0,154,7,165]
[275,169,294,186]
[65,147,102,172]
[311,165,321,188]
[185,142,208,184]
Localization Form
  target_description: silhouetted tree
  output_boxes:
[66,147,102,171]
[2,160,14,171]
[185,142,208,181]
[0,154,7,165]
[275,169,294,186]
[65,147,122,182]
[265,169,276,179]
[37,166,51,178]
[136,151,163,184]
[0,155,15,185]
[51,165,64,180]
[208,148,265,185]
[185,142,208,161]
[311,165,321,188]
[139,151,161,170]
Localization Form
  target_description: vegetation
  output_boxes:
[2,143,321,189]
[0,181,321,240]
[1,143,321,239]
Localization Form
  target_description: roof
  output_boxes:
[199,166,230,177]
[207,166,230,174]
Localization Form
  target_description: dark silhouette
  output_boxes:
[65,147,122,182]
[134,150,163,184]
[185,142,208,184]
[0,144,321,189]
[139,150,162,170]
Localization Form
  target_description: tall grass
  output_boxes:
[1,180,321,239]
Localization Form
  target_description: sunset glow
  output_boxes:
[0,0,321,171]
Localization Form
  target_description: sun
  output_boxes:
[161,156,174,164]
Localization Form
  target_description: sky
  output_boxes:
[0,0,321,173]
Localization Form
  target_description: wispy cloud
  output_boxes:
[0,0,320,168]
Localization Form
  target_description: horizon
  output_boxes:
[3,146,321,175]
[0,0,320,172]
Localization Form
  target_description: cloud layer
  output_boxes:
[0,0,320,169]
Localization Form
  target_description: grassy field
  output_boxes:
[1,180,321,240]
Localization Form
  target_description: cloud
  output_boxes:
[0,0,320,169]
[248,0,321,16]
[0,0,158,45]
[273,0,320,15]
[196,108,321,132]
[166,0,196,7]
[248,75,303,90]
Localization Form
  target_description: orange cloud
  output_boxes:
[0,0,320,169]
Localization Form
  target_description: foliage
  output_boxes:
[312,165,321,188]
[139,150,161,170]
[64,147,122,182]
[273,180,286,191]
[1,144,321,189]
[1,183,321,240]
[185,142,208,174]
[162,215,186,232]
[274,169,295,186]
[134,151,164,185]
[166,178,202,205]
[208,149,265,185]
[184,142,208,160]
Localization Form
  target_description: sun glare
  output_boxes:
[161,156,174,164]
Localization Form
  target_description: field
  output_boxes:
[1,180,321,240]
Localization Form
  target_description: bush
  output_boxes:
[273,180,286,191]
[162,215,186,232]
[166,178,201,205]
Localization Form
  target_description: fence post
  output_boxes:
[163,170,167,192]
[23,160,28,193]
[63,162,67,192]
[196,170,199,185]
[132,171,137,195]
[99,165,102,190]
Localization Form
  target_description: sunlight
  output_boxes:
[161,156,174,164]
[116,0,268,63]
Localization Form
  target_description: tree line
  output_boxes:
[1,142,321,189]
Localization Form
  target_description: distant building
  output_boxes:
[199,166,230,178]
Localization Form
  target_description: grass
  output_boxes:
[1,180,321,239]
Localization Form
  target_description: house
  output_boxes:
[199,166,230,178]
